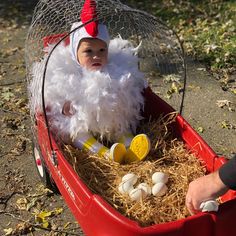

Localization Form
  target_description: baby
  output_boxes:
[31,1,151,164]
[64,21,150,163]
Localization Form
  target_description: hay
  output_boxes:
[62,112,206,226]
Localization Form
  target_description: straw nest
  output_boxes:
[62,112,206,226]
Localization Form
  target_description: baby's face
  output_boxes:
[77,38,108,71]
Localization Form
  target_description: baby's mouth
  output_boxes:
[92,63,102,67]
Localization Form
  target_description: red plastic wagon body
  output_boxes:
[33,34,236,236]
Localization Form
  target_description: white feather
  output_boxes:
[29,37,146,142]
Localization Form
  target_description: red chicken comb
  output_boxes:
[80,0,98,37]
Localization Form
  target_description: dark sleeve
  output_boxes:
[219,155,236,190]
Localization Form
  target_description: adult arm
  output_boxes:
[186,155,236,215]
[219,156,236,190]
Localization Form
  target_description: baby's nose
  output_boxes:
[93,54,99,59]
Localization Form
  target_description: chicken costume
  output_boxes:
[30,0,150,163]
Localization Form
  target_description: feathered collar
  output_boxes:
[30,37,147,142]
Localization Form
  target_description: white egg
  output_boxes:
[129,188,145,201]
[122,173,138,185]
[152,182,168,197]
[152,172,169,184]
[118,181,134,194]
[200,200,219,212]
[137,183,152,196]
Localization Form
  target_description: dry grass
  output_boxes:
[63,113,206,226]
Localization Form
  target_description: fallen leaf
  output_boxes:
[197,67,206,71]
[1,90,14,101]
[64,222,71,229]
[221,121,236,129]
[54,207,63,215]
[36,210,53,222]
[3,228,13,235]
[42,221,50,229]
[26,197,38,211]
[16,197,28,210]
[163,74,181,83]
[216,99,235,112]
[197,127,204,133]
[34,207,63,229]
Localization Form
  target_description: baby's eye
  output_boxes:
[84,49,92,53]
[100,48,106,52]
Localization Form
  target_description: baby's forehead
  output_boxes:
[79,38,107,48]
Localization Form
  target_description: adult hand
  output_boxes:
[185,170,229,215]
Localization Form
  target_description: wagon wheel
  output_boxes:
[32,141,59,193]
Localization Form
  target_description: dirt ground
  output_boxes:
[0,1,84,235]
[0,1,235,236]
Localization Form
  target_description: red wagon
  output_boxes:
[33,85,236,236]
[25,1,236,235]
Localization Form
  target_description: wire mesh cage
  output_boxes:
[25,0,185,78]
[25,0,186,143]
[24,1,194,230]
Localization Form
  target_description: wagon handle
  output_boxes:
[41,18,100,166]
